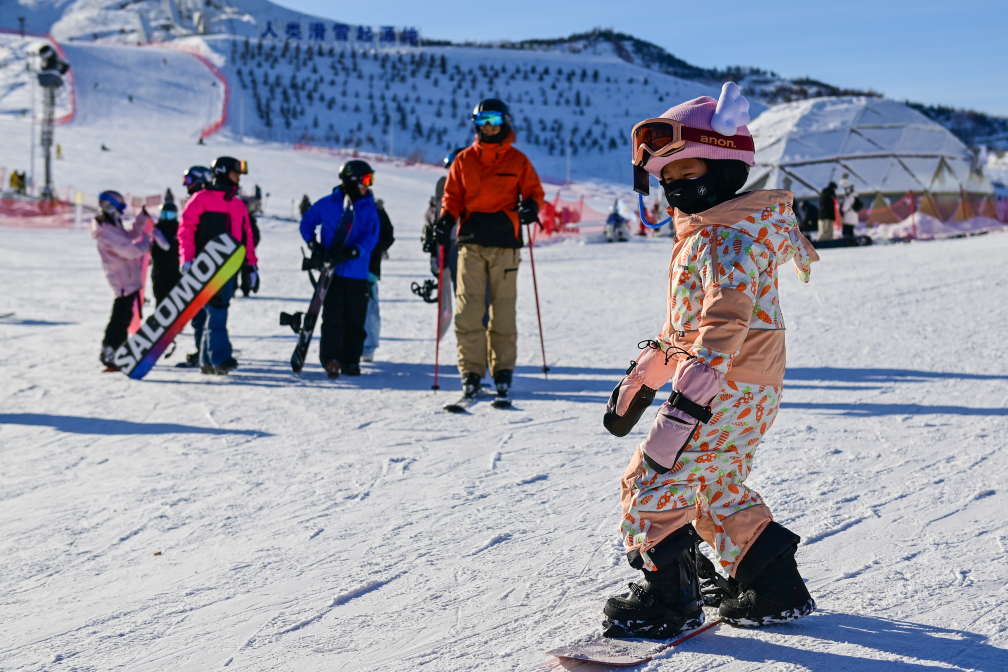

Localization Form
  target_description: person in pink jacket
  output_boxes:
[92,190,158,369]
[178,156,258,375]
[600,84,820,638]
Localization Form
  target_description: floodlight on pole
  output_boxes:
[36,45,70,202]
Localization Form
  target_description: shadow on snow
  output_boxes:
[0,413,269,436]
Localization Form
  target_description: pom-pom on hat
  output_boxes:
[643,82,755,178]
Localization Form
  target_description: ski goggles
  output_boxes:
[630,118,755,194]
[233,159,249,174]
[472,111,505,127]
[360,172,374,187]
[160,209,177,221]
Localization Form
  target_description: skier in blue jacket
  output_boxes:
[300,160,380,378]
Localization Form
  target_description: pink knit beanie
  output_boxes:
[643,83,755,177]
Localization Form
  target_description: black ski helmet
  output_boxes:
[211,156,247,183]
[472,99,511,143]
[338,159,374,187]
[444,147,467,169]
[183,166,213,194]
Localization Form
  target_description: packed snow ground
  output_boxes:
[3,206,1008,671]
[2,31,1008,672]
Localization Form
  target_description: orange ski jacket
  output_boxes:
[441,130,545,249]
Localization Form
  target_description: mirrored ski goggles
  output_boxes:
[472,111,505,127]
[631,118,687,167]
[160,209,177,221]
[360,172,374,187]
[235,160,249,174]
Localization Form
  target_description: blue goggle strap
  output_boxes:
[639,193,671,229]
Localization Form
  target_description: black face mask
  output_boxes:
[478,124,509,144]
[661,159,750,215]
[341,182,365,203]
[662,172,725,215]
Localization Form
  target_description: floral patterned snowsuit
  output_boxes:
[619,190,817,576]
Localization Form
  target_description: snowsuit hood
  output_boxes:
[91,210,154,297]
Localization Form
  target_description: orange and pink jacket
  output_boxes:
[619,189,818,398]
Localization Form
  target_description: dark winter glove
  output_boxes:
[434,213,455,245]
[240,264,259,295]
[518,199,539,226]
[327,245,359,268]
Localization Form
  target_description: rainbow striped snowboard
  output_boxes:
[112,233,245,379]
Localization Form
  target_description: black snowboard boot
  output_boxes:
[718,522,815,627]
[696,545,741,608]
[176,352,200,368]
[344,363,361,376]
[603,526,704,639]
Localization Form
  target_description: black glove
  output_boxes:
[434,213,455,245]
[240,264,259,295]
[327,245,359,267]
[518,199,539,226]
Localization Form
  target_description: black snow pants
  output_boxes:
[103,291,139,349]
[319,275,370,367]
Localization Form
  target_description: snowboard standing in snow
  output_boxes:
[281,262,333,375]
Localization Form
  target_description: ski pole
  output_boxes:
[432,244,445,390]
[525,221,549,378]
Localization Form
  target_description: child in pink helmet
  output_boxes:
[601,83,820,638]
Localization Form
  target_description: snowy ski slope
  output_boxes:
[1,31,1007,672]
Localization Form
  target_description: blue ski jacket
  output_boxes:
[300,188,380,280]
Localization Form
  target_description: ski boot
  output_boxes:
[324,361,341,379]
[344,363,361,376]
[603,526,704,639]
[219,357,239,373]
[492,370,512,407]
[718,522,815,627]
[462,372,481,399]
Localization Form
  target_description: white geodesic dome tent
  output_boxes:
[743,97,992,199]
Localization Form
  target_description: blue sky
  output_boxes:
[274,0,1008,116]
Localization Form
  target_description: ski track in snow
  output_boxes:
[1,36,1008,672]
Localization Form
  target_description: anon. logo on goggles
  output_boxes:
[473,111,505,127]
[631,118,755,168]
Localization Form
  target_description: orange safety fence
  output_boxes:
[537,191,609,239]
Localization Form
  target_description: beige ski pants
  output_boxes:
[455,244,520,378]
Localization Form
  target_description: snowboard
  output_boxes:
[281,266,333,375]
[545,618,720,666]
[112,233,244,379]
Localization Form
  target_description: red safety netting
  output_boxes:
[537,191,609,238]
[0,196,76,228]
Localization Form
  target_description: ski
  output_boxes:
[282,266,333,375]
[443,393,478,413]
[545,617,720,666]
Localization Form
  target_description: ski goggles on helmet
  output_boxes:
[359,172,374,187]
[159,208,177,221]
[98,191,127,214]
[473,111,505,127]
[630,118,755,195]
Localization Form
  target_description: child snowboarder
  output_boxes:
[92,190,164,369]
[601,83,820,638]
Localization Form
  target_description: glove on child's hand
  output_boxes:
[639,358,724,473]
[603,346,678,437]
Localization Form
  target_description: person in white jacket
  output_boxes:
[840,180,860,240]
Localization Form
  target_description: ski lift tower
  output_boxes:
[36,45,70,202]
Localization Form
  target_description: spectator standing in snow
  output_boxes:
[150,189,181,305]
[300,160,380,378]
[840,180,860,241]
[434,99,545,402]
[603,85,820,639]
[362,199,395,362]
[606,199,630,242]
[817,181,837,241]
[92,190,159,369]
[178,157,258,375]
[177,166,215,368]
